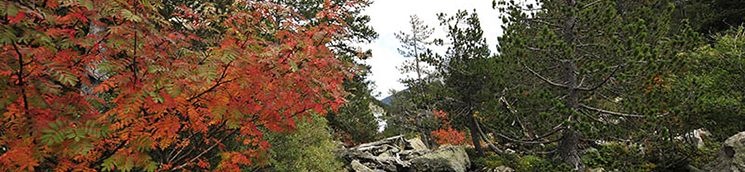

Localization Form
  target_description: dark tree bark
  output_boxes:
[558,0,585,170]
[469,114,484,157]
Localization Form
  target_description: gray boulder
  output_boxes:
[704,131,745,172]
[475,166,514,172]
[407,138,428,150]
[343,135,471,172]
[409,146,471,172]
[352,160,378,172]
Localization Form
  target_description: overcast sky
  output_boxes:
[362,0,506,99]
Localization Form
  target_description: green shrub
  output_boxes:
[583,142,655,171]
[515,155,570,172]
[264,115,345,172]
[472,152,509,168]
[471,150,570,172]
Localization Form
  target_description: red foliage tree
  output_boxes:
[0,0,352,171]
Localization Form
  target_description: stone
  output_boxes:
[351,160,377,172]
[674,128,712,148]
[343,135,471,172]
[409,146,471,172]
[703,131,745,172]
[492,166,515,172]
[476,166,515,172]
[407,138,428,150]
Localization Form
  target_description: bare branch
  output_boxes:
[12,43,28,114]
[578,103,644,118]
[494,132,561,144]
[521,62,569,88]
[474,120,504,154]
[578,65,621,91]
[523,18,562,28]
[577,43,599,47]
[188,61,235,102]
[581,0,603,9]
[499,96,517,114]
[481,120,564,144]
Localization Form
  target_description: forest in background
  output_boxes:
[1,0,744,171]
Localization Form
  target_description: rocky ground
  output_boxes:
[340,135,512,172]
[341,130,745,172]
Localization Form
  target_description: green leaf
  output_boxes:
[49,120,58,129]
[54,132,65,143]
[144,161,157,172]
[41,129,56,134]
[39,134,54,145]
[6,3,18,16]
[56,71,79,86]
[101,156,116,172]
[77,0,94,10]
[121,9,142,22]
[122,156,134,172]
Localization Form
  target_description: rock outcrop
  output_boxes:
[703,131,745,172]
[343,135,471,172]
[351,160,379,172]
[475,166,514,172]
[409,146,470,172]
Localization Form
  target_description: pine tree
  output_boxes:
[390,14,440,146]
[434,9,493,157]
[396,14,436,88]
[494,0,692,170]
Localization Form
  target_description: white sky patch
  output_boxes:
[361,0,507,99]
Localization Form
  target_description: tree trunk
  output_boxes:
[419,128,430,148]
[559,0,585,170]
[559,129,584,171]
[561,60,584,171]
[469,115,484,157]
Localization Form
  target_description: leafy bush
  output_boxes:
[263,115,345,172]
[583,142,655,171]
[471,151,570,172]
[472,152,509,168]
[515,155,570,172]
[431,127,468,145]
[430,110,469,145]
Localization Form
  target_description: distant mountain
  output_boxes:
[378,88,408,106]
[380,94,394,105]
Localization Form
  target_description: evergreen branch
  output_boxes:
[481,120,564,144]
[520,61,569,88]
[577,65,621,91]
[578,103,644,118]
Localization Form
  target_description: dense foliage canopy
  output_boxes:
[0,0,356,171]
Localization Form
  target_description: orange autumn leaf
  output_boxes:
[0,0,355,171]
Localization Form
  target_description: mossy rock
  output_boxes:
[409,146,470,172]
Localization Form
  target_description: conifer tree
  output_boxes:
[494,0,693,170]
[434,9,493,157]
